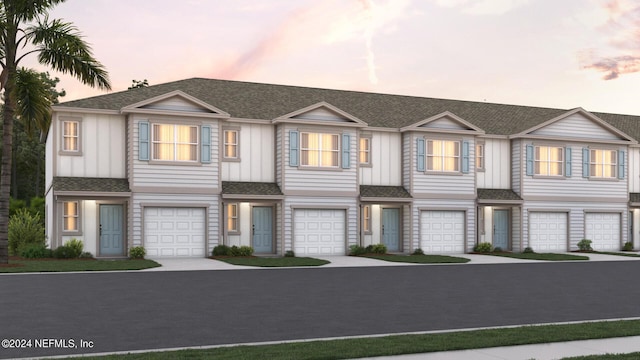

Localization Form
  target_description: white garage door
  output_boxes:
[420,211,465,254]
[529,212,567,252]
[144,207,206,257]
[585,213,620,251]
[294,209,345,255]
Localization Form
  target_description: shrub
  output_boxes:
[285,250,295,257]
[66,238,84,257]
[129,246,146,259]
[577,239,593,251]
[493,247,503,252]
[212,245,230,256]
[623,242,634,251]
[8,208,45,255]
[474,242,493,253]
[20,244,52,259]
[412,248,425,255]
[523,247,535,254]
[349,245,367,256]
[79,252,94,259]
[229,245,254,257]
[369,243,387,254]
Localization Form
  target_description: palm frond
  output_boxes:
[13,67,53,137]
[8,0,66,22]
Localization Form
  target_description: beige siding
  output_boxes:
[476,138,510,189]
[55,112,126,178]
[221,123,274,182]
[131,116,219,191]
[531,113,623,140]
[359,132,402,186]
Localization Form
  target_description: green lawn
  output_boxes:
[62,319,640,359]
[564,353,640,360]
[212,257,329,267]
[362,254,470,263]
[591,251,640,258]
[488,252,589,261]
[0,258,160,273]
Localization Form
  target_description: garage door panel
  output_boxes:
[420,211,465,254]
[145,207,206,258]
[294,209,345,255]
[586,213,620,251]
[529,212,567,252]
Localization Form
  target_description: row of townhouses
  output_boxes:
[45,78,640,258]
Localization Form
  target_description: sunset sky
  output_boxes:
[23,0,640,116]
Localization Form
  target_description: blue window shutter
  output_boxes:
[565,147,572,177]
[289,130,299,167]
[525,145,533,176]
[462,141,470,174]
[582,148,590,178]
[201,125,211,163]
[416,138,425,172]
[618,150,626,179]
[342,134,350,169]
[138,121,150,161]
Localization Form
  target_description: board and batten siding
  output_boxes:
[410,134,475,196]
[476,138,510,189]
[531,113,623,141]
[523,201,627,250]
[221,123,274,182]
[131,193,219,252]
[402,133,412,190]
[359,132,402,186]
[56,113,126,178]
[276,126,283,188]
[518,141,628,200]
[511,139,522,196]
[45,126,54,191]
[283,196,357,252]
[629,147,640,192]
[282,125,357,193]
[131,116,219,191]
[412,199,476,253]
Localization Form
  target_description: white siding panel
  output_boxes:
[360,132,401,186]
[222,123,274,182]
[402,133,411,190]
[629,148,640,192]
[477,138,510,189]
[420,117,466,130]
[532,113,623,140]
[45,127,53,189]
[292,107,350,122]
[512,139,522,195]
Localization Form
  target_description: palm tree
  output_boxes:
[0,0,111,264]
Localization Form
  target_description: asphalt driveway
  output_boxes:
[2,261,640,358]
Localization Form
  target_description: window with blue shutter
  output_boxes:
[462,141,470,174]
[289,130,299,167]
[416,138,425,172]
[138,121,150,161]
[582,148,590,178]
[525,145,533,176]
[201,125,211,163]
[342,134,350,169]
[618,150,626,179]
[565,147,572,177]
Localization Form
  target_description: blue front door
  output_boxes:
[100,204,124,256]
[382,208,400,252]
[253,206,273,253]
[493,209,509,250]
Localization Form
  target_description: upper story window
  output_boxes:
[359,137,371,165]
[301,132,339,167]
[427,140,460,172]
[224,129,239,159]
[63,201,79,232]
[476,143,484,170]
[152,124,198,162]
[535,146,563,176]
[590,149,617,178]
[61,120,81,154]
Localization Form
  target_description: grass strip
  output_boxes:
[362,254,470,263]
[488,252,589,261]
[70,319,640,359]
[591,251,640,258]
[0,259,160,273]
[212,257,329,267]
[563,353,640,360]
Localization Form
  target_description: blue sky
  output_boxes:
[25,0,640,116]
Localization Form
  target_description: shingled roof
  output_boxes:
[54,78,640,138]
[52,177,130,193]
[477,189,523,203]
[360,185,411,199]
[222,181,283,196]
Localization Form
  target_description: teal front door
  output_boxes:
[382,208,400,252]
[493,209,509,250]
[100,204,124,256]
[253,206,273,253]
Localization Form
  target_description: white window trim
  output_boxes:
[62,201,82,235]
[476,142,485,171]
[534,145,564,177]
[300,132,340,168]
[151,123,199,163]
[227,203,240,234]
[426,139,461,173]
[223,128,240,162]
[59,118,82,156]
[359,135,372,167]
[590,148,617,179]
[363,205,372,234]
